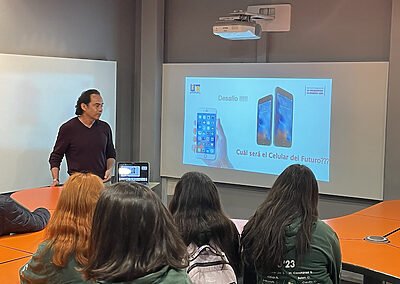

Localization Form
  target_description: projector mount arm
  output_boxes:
[218,9,275,23]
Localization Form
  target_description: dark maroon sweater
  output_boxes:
[49,117,116,178]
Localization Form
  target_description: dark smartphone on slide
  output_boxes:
[196,108,217,160]
[257,95,273,145]
[274,87,293,147]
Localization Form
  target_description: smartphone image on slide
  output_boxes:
[257,95,273,146]
[274,87,293,147]
[196,108,217,160]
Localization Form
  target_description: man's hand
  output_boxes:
[50,167,60,187]
[103,169,113,182]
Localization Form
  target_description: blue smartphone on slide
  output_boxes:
[257,95,273,145]
[196,108,217,160]
[274,87,293,147]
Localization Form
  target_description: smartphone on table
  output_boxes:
[196,108,217,160]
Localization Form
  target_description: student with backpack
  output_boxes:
[241,164,341,284]
[169,171,241,284]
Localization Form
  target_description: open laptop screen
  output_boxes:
[117,162,149,184]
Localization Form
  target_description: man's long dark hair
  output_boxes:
[83,182,188,282]
[241,164,319,275]
[169,171,241,274]
[75,89,100,115]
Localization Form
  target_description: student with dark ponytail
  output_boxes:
[241,164,341,284]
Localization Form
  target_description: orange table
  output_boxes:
[0,246,31,264]
[324,214,400,240]
[0,230,46,254]
[10,186,62,211]
[325,200,400,283]
[354,200,400,221]
[339,239,400,282]
[0,256,31,284]
[387,230,400,249]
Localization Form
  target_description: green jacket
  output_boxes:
[97,266,192,284]
[20,241,89,284]
[20,242,191,284]
[245,219,341,284]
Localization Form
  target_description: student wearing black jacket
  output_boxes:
[0,195,50,236]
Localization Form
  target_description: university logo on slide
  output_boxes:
[190,84,201,94]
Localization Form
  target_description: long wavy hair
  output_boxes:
[169,171,241,274]
[83,182,188,282]
[45,172,103,267]
[241,164,319,275]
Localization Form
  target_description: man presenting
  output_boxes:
[49,89,116,186]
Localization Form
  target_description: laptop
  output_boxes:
[116,162,150,185]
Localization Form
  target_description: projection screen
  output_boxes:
[161,62,388,200]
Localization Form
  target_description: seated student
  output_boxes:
[169,171,241,276]
[20,172,104,283]
[241,164,341,284]
[83,182,191,283]
[0,195,50,236]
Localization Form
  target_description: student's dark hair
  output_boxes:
[241,164,319,275]
[169,171,241,274]
[83,182,188,282]
[75,89,100,115]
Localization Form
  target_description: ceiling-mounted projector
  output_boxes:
[213,21,261,40]
[213,5,291,41]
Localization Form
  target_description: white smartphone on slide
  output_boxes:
[195,108,217,160]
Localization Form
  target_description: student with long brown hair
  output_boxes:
[20,172,104,283]
[241,164,341,284]
[83,182,191,283]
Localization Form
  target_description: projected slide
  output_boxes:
[183,77,332,181]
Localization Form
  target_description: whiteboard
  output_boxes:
[0,53,116,193]
[161,62,388,200]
